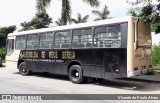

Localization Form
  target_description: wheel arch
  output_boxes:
[67,60,82,73]
[17,59,25,69]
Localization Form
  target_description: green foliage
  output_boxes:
[0,49,5,60]
[71,13,89,24]
[92,5,111,21]
[55,18,63,26]
[82,0,99,7]
[36,0,100,25]
[36,0,51,13]
[151,24,157,32]
[152,45,160,67]
[127,0,160,33]
[20,11,52,31]
[61,0,71,25]
[127,8,139,17]
[0,26,16,48]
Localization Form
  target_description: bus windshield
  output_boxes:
[6,39,14,55]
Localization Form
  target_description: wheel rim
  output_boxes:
[71,69,80,80]
[20,65,27,73]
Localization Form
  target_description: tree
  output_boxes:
[36,0,100,25]
[55,18,63,26]
[20,11,52,31]
[127,0,160,33]
[92,5,111,21]
[0,26,16,48]
[152,45,160,66]
[71,13,89,23]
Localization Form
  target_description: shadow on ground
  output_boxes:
[95,77,160,92]
[0,65,6,68]
[15,72,69,81]
[14,71,160,92]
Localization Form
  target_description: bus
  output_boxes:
[6,16,152,84]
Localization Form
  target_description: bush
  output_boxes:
[0,49,5,60]
[152,45,160,67]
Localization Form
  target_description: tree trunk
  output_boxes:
[61,7,67,25]
[61,0,67,25]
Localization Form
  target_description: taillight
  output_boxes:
[142,66,146,69]
[134,67,138,71]
[149,65,152,68]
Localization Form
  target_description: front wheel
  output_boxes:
[19,62,30,76]
[69,65,84,84]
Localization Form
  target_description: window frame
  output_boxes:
[93,24,122,48]
[15,35,27,50]
[39,32,54,49]
[72,27,93,49]
[54,30,72,49]
[26,34,39,50]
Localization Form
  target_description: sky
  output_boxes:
[0,0,131,30]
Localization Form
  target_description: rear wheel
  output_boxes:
[69,65,84,84]
[19,62,30,76]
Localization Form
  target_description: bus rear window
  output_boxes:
[7,39,14,55]
[138,20,151,47]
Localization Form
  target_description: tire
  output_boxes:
[69,65,84,84]
[19,62,30,76]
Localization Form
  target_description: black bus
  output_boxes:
[6,16,152,83]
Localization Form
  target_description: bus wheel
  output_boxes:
[19,62,30,76]
[69,65,84,84]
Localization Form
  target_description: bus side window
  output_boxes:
[94,25,121,48]
[82,29,92,48]
[94,26,106,48]
[15,36,26,50]
[39,32,53,49]
[54,31,71,49]
[73,30,82,48]
[107,25,121,47]
[26,34,39,50]
[72,28,92,48]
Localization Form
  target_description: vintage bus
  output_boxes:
[6,16,152,83]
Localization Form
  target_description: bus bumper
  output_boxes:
[127,68,152,77]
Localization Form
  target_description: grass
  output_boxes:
[151,66,160,75]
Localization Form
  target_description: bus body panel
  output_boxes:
[127,17,135,77]
[19,48,127,79]
[6,36,20,69]
[127,18,152,77]
[5,16,152,80]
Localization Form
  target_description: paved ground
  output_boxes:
[0,66,160,103]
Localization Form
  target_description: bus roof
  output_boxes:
[8,16,136,37]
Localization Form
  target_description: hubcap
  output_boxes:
[75,72,79,77]
[72,70,80,79]
[21,65,27,73]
